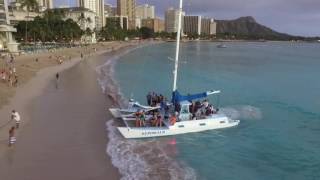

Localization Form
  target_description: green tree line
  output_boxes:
[14,8,219,43]
[15,9,83,43]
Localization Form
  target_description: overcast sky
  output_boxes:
[55,0,320,37]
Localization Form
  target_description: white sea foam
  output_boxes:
[106,120,148,180]
[106,120,197,180]
[220,105,262,120]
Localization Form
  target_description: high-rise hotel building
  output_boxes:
[37,0,53,11]
[0,0,18,52]
[117,0,136,29]
[136,4,154,19]
[165,7,185,33]
[78,0,105,30]
[201,18,216,35]
[184,15,202,35]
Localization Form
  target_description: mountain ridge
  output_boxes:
[216,16,298,40]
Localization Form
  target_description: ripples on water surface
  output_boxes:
[101,42,320,180]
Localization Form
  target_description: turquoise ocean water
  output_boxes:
[106,42,320,180]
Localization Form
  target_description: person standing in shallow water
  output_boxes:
[8,126,16,147]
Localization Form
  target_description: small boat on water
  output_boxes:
[109,0,239,139]
[217,43,227,48]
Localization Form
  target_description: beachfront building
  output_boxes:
[117,0,136,29]
[55,7,97,43]
[105,16,128,30]
[136,4,154,19]
[201,18,216,35]
[104,3,116,17]
[165,7,185,33]
[135,18,141,28]
[141,18,164,33]
[37,0,53,11]
[8,1,40,25]
[184,15,202,36]
[78,0,105,30]
[9,0,52,13]
[0,0,18,52]
[135,4,154,30]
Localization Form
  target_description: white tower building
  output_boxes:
[78,0,105,30]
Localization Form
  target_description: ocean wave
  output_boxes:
[106,120,197,180]
[106,120,148,180]
[96,57,126,107]
[220,105,262,120]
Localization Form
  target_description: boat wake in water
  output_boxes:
[220,105,262,120]
[97,49,197,180]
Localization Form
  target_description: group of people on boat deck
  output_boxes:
[135,110,163,127]
[146,92,165,107]
[135,109,177,128]
[189,99,218,119]
[134,92,219,127]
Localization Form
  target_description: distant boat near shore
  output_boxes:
[217,43,227,48]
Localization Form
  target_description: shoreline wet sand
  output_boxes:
[0,42,147,180]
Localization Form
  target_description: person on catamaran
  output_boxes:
[152,92,159,106]
[203,99,209,108]
[170,113,177,125]
[146,92,152,106]
[150,114,157,127]
[135,110,142,127]
[164,104,170,120]
[140,111,146,127]
[156,114,163,127]
[174,103,181,113]
[190,102,196,119]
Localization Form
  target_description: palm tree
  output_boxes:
[20,0,39,43]
[86,17,92,24]
[78,14,94,42]
[77,13,86,28]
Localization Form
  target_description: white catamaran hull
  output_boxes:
[117,117,240,139]
[109,108,122,118]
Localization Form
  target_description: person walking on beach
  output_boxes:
[55,73,59,89]
[8,126,16,147]
[56,73,59,81]
[11,110,21,129]
[10,54,15,64]
[13,75,18,87]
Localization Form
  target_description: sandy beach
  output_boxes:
[0,41,143,180]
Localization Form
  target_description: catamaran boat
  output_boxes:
[109,0,240,139]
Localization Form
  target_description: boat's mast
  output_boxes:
[172,0,183,92]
